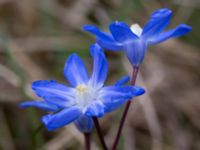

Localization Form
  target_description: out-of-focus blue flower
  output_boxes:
[20,44,145,132]
[83,8,192,66]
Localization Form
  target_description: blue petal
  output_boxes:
[64,54,89,87]
[74,115,94,133]
[100,86,133,99]
[84,101,105,117]
[129,86,145,96]
[114,76,130,86]
[109,21,138,42]
[19,101,61,112]
[89,44,108,87]
[142,8,172,38]
[104,98,126,113]
[148,24,192,45]
[32,80,76,107]
[124,40,147,65]
[99,85,145,112]
[42,106,81,131]
[83,25,123,50]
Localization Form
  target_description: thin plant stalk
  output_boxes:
[112,66,139,150]
[92,117,108,150]
[84,133,91,150]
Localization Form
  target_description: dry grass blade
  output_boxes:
[0,36,89,52]
[123,123,136,150]
[0,108,15,150]
[0,63,20,87]
[6,41,47,98]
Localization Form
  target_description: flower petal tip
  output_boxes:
[41,115,55,131]
[32,80,56,90]
[18,102,26,108]
[137,88,145,96]
[115,76,130,86]
[82,25,98,32]
[152,8,172,17]
[179,24,192,32]
[133,86,146,96]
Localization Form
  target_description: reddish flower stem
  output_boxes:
[93,117,108,150]
[84,133,91,150]
[112,65,139,150]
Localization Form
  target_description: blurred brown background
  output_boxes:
[0,0,199,150]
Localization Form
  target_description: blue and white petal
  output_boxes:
[83,25,123,50]
[89,44,108,87]
[99,86,137,99]
[64,54,89,87]
[142,8,172,38]
[32,80,76,107]
[84,101,105,117]
[148,24,192,45]
[74,115,94,133]
[104,98,126,113]
[42,106,81,131]
[109,21,138,42]
[99,85,145,112]
[19,101,61,112]
[124,40,147,65]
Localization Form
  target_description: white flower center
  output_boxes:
[75,84,97,110]
[130,24,143,37]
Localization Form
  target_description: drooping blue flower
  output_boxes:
[83,8,192,66]
[20,44,145,132]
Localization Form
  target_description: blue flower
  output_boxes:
[20,44,145,132]
[83,8,192,66]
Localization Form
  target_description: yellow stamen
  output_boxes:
[76,85,87,93]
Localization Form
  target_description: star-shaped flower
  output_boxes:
[83,8,192,66]
[20,44,145,132]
